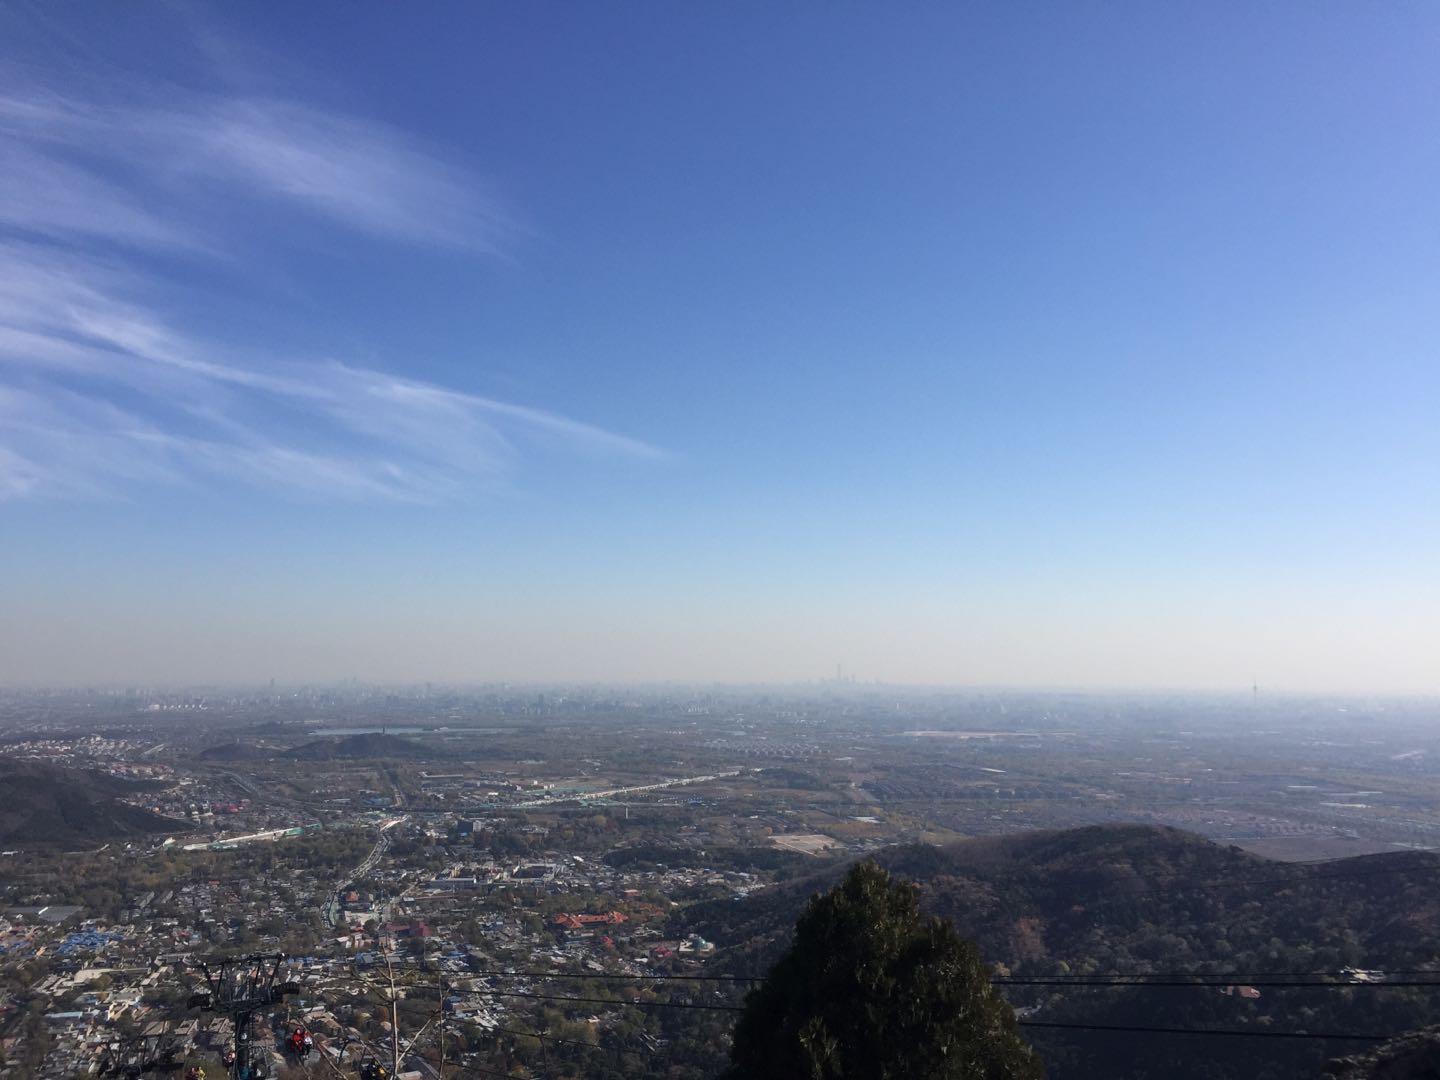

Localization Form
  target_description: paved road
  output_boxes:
[512,770,742,808]
[324,819,404,929]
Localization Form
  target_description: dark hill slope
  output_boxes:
[294,733,428,759]
[0,758,185,848]
[673,825,1440,1080]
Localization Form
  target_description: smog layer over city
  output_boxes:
[2,4,1438,1080]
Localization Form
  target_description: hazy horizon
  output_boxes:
[4,669,1436,701]
[4,5,1438,695]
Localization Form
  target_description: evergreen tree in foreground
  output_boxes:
[726,862,1043,1079]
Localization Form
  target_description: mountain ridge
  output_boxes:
[669,824,1440,1080]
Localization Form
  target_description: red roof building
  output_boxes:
[552,912,627,930]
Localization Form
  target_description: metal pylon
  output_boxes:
[186,954,299,1079]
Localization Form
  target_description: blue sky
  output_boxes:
[2,3,1437,690]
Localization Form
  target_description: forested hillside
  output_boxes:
[673,826,1440,1079]
[0,759,183,849]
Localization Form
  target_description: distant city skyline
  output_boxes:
[3,4,1438,693]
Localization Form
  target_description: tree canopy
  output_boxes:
[726,861,1043,1079]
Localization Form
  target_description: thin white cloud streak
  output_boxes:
[0,383,186,498]
[0,83,658,501]
[0,90,514,253]
[196,100,514,252]
[343,370,661,460]
[0,143,198,251]
[0,245,658,500]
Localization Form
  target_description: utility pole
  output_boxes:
[385,952,401,1078]
[353,951,454,1079]
[437,969,446,1080]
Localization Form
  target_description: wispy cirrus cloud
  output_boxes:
[0,82,657,502]
[0,89,513,253]
[0,241,658,502]
[0,141,199,251]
